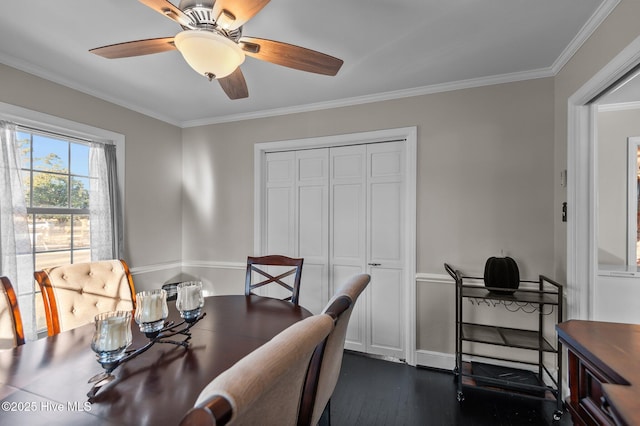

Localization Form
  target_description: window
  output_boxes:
[18,129,93,270]
[1,104,125,340]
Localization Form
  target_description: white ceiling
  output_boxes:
[0,0,613,127]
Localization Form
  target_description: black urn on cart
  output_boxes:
[483,256,519,294]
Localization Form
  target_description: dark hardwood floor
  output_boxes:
[321,352,572,426]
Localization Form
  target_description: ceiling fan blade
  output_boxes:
[90,37,176,59]
[239,37,343,76]
[218,67,249,99]
[138,0,193,26]
[212,0,270,31]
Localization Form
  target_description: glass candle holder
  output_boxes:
[135,289,168,336]
[91,311,133,365]
[176,281,204,323]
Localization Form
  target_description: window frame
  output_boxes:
[0,101,125,239]
[1,102,125,337]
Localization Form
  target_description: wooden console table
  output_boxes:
[556,320,640,426]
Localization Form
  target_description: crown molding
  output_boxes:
[182,0,622,128]
[550,0,620,75]
[0,53,182,127]
[1,0,621,129]
[181,67,555,127]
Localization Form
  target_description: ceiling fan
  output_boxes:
[90,0,344,100]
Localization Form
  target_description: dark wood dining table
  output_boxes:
[0,295,312,425]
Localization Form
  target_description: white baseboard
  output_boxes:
[416,349,455,370]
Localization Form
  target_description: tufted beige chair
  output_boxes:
[298,273,371,426]
[0,276,25,349]
[180,314,334,426]
[34,259,136,336]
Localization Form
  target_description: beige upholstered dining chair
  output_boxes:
[34,259,136,336]
[245,255,304,305]
[0,276,25,349]
[180,313,334,426]
[298,273,371,426]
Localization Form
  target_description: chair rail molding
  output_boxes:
[416,272,453,285]
[181,260,246,270]
[129,261,183,276]
[129,260,246,277]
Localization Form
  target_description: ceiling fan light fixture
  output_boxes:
[174,30,245,79]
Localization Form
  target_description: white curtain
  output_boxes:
[0,121,35,339]
[89,142,121,260]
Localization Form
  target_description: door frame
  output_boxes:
[568,35,640,320]
[254,127,418,365]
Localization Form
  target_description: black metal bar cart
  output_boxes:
[445,263,564,422]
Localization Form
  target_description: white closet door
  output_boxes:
[264,141,406,359]
[330,142,405,358]
[296,149,329,314]
[367,141,405,358]
[330,145,367,351]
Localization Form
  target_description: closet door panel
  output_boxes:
[265,152,295,256]
[370,181,402,261]
[296,149,329,314]
[369,267,404,356]
[366,142,405,358]
[334,264,366,350]
[330,145,367,352]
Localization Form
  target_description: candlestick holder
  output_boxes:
[176,281,204,323]
[88,312,205,398]
[88,284,207,398]
[135,289,169,337]
[88,311,133,394]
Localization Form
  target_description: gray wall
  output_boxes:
[553,0,640,281]
[181,78,556,356]
[4,0,640,360]
[0,65,557,359]
[0,63,184,290]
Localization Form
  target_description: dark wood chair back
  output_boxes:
[34,259,136,336]
[298,273,371,426]
[0,276,25,348]
[245,255,304,305]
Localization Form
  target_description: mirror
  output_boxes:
[596,70,640,268]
